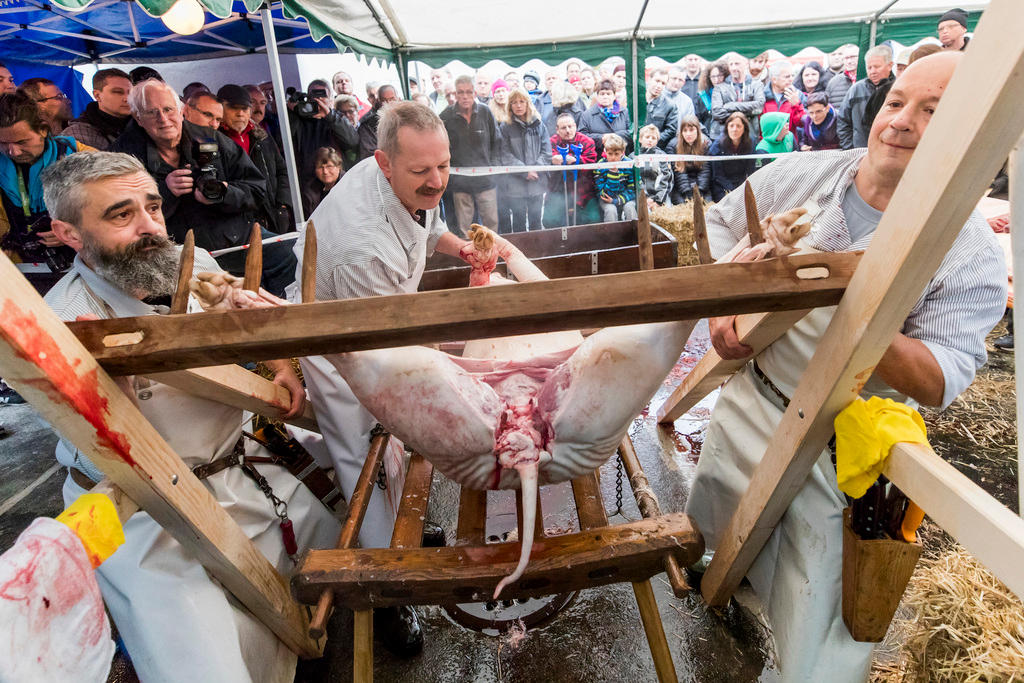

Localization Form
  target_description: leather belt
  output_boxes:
[750,359,791,411]
[190,438,245,480]
[69,466,96,491]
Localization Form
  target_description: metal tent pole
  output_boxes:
[261,6,306,226]
[1011,139,1023,518]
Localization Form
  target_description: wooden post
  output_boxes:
[636,187,655,271]
[243,223,263,292]
[743,182,763,246]
[1010,139,1024,519]
[170,229,194,315]
[0,254,320,658]
[352,609,373,683]
[692,188,713,265]
[301,220,318,305]
[700,2,1024,605]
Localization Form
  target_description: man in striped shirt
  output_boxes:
[292,101,495,656]
[685,52,1005,680]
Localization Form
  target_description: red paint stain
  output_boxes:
[1,301,137,467]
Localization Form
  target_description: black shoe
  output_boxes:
[994,333,1014,351]
[421,522,445,548]
[373,605,423,658]
[0,385,24,405]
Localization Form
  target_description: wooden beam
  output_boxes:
[692,188,713,265]
[636,187,655,271]
[291,513,703,608]
[700,2,1024,606]
[301,220,318,305]
[743,182,763,246]
[144,365,319,432]
[0,254,320,658]
[243,223,262,292]
[69,252,861,376]
[170,230,194,315]
[656,309,810,424]
[884,442,1024,600]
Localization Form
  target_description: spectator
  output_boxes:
[761,60,805,133]
[938,8,970,51]
[711,53,765,140]
[565,59,584,81]
[545,112,598,227]
[680,54,703,103]
[128,66,162,84]
[910,43,942,63]
[183,91,223,131]
[748,52,770,87]
[504,71,521,91]
[334,93,361,129]
[365,82,379,109]
[358,84,400,160]
[217,84,292,234]
[534,69,561,122]
[112,79,295,296]
[696,60,726,130]
[244,84,282,152]
[670,115,711,204]
[288,78,359,185]
[664,65,698,129]
[301,146,342,216]
[440,75,501,234]
[822,47,846,88]
[489,79,510,124]
[863,43,936,133]
[755,111,795,166]
[498,88,550,233]
[522,71,541,98]
[644,68,678,151]
[542,81,586,142]
[443,82,457,109]
[796,92,840,151]
[428,68,452,114]
[257,81,275,107]
[408,77,419,96]
[61,68,132,150]
[332,70,371,118]
[837,45,894,149]
[612,64,628,108]
[181,81,210,103]
[825,45,859,111]
[894,48,912,77]
[0,92,88,288]
[796,61,827,96]
[636,124,672,208]
[708,111,755,202]
[411,93,432,107]
[594,133,636,222]
[474,72,492,104]
[579,68,597,103]
[18,78,71,132]
[0,62,16,94]
[579,78,632,156]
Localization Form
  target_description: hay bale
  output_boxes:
[651,201,701,267]
[871,544,1024,681]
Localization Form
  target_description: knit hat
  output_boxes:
[938,8,968,28]
[523,70,540,88]
[491,78,509,95]
[216,84,252,108]
[568,74,581,85]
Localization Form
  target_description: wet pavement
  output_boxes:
[1,323,780,682]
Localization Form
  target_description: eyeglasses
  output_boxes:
[36,93,68,103]
[139,106,179,120]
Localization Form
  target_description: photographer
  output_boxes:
[288,78,358,186]
[112,79,296,296]
[0,92,91,291]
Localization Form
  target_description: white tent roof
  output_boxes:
[300,0,988,51]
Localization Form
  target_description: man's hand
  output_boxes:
[599,192,613,203]
[166,168,195,197]
[551,154,563,166]
[265,359,306,419]
[784,86,802,106]
[37,230,64,247]
[709,315,753,360]
[526,170,539,181]
[800,144,812,152]
[194,183,227,205]
[566,154,577,165]
[314,97,330,119]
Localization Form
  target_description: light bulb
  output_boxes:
[161,0,205,36]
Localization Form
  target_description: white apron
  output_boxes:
[299,233,427,549]
[685,306,906,682]
[62,381,341,683]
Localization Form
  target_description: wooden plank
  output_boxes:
[744,181,763,246]
[392,453,432,548]
[656,308,810,424]
[352,609,373,683]
[70,251,861,376]
[632,579,677,683]
[571,471,609,530]
[243,223,262,291]
[145,365,319,433]
[301,220,317,305]
[701,5,1024,606]
[170,229,194,315]
[0,254,320,658]
[636,188,655,271]
[692,188,713,265]
[884,442,1024,599]
[292,513,703,608]
[90,478,139,523]
[455,488,487,545]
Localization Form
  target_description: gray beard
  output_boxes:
[82,234,181,299]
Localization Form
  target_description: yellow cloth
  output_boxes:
[55,493,125,569]
[834,397,928,499]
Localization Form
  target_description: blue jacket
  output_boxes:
[498,115,551,198]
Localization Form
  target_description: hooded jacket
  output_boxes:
[755,112,795,164]
[498,114,551,198]
[796,107,840,151]
[761,84,806,134]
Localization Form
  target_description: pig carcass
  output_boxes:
[192,216,809,597]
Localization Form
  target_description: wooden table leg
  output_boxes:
[632,579,677,683]
[353,609,373,683]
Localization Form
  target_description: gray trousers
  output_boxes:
[453,188,499,235]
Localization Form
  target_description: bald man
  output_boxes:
[685,52,1006,680]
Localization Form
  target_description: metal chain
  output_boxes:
[375,461,388,491]
[241,460,289,522]
[605,455,625,517]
